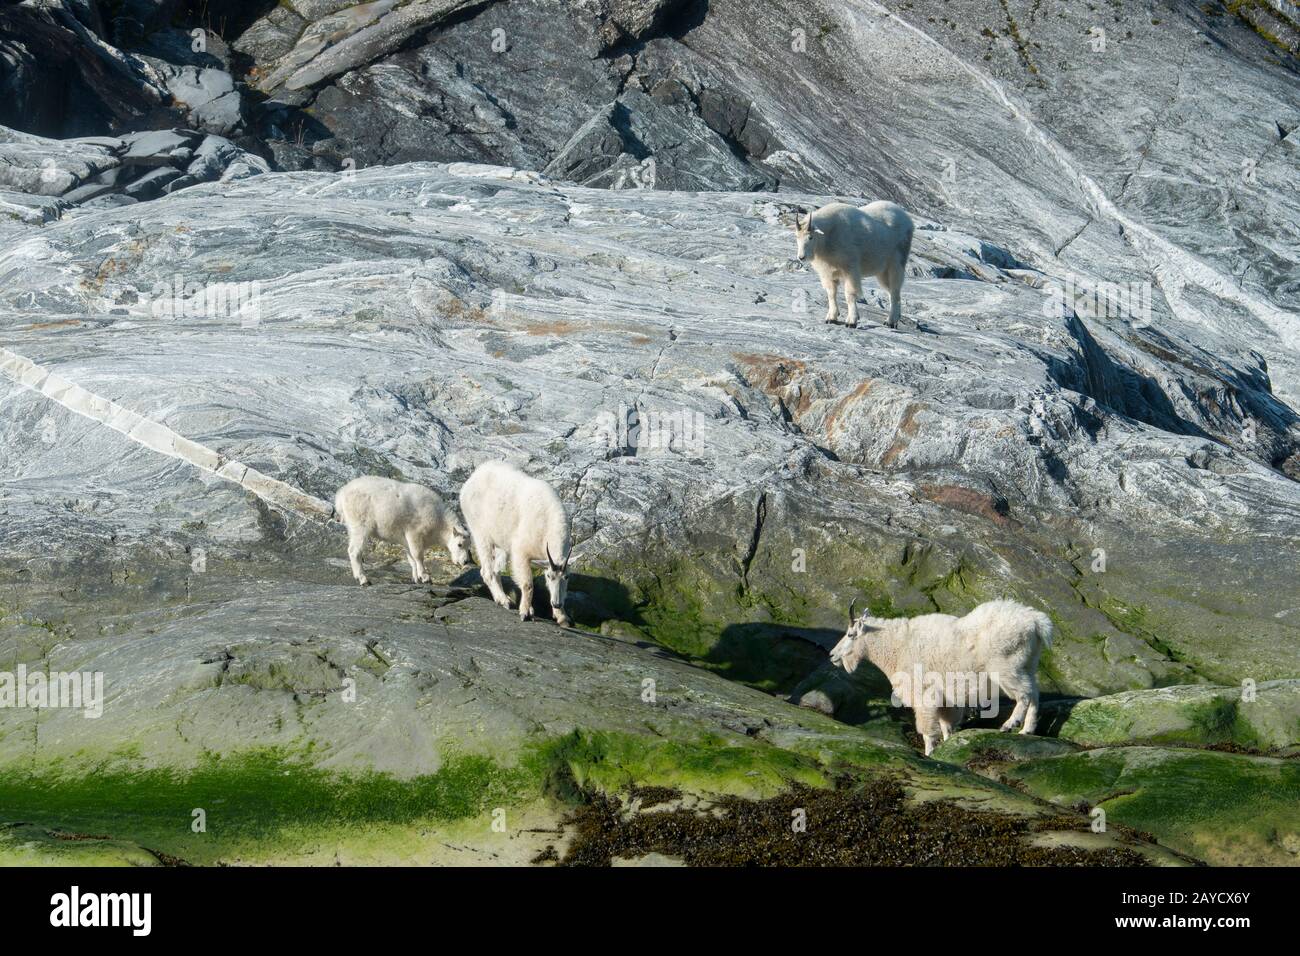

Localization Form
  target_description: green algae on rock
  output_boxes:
[930,727,1083,772]
[0,747,540,866]
[1004,746,1300,866]
[1043,681,1300,751]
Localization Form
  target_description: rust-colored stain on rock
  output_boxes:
[733,352,815,417]
[881,402,925,466]
[438,296,494,324]
[526,319,583,336]
[824,378,876,438]
[919,483,1014,527]
[22,319,84,331]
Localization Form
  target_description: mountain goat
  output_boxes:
[334,476,470,586]
[459,460,573,626]
[829,599,1053,755]
[793,201,914,329]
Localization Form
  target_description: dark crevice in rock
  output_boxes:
[1051,315,1209,439]
[598,0,710,56]
[738,489,767,587]
[177,0,280,45]
[1046,314,1300,479]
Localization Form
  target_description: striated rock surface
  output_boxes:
[1,161,1297,696]
[0,0,1297,866]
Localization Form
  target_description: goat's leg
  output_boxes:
[998,672,1041,732]
[512,552,535,622]
[819,271,839,324]
[474,537,513,608]
[916,707,942,756]
[347,530,369,586]
[1000,696,1028,732]
[843,271,862,327]
[403,535,419,582]
[883,261,904,329]
[1020,679,1041,735]
[405,531,430,584]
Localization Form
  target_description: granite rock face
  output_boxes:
[1,162,1296,701]
[5,1,1296,403]
[0,126,269,209]
[221,0,1300,411]
[0,0,171,137]
[0,0,1298,865]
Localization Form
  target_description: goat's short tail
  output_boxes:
[1033,611,1054,649]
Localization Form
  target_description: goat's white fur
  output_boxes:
[459,460,573,626]
[794,201,914,328]
[829,599,1053,755]
[334,476,469,586]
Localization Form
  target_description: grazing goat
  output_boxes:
[793,201,914,328]
[829,599,1053,755]
[459,460,573,626]
[334,476,469,586]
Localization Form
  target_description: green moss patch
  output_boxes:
[931,728,1082,771]
[536,729,836,799]
[0,726,909,863]
[1048,682,1300,751]
[0,747,535,865]
[576,516,991,695]
[1005,746,1300,865]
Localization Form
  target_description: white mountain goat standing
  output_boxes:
[793,201,914,328]
[459,460,573,626]
[829,599,1053,755]
[334,476,470,586]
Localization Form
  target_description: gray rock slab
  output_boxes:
[0,163,1294,700]
[0,127,119,196]
[121,128,200,165]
